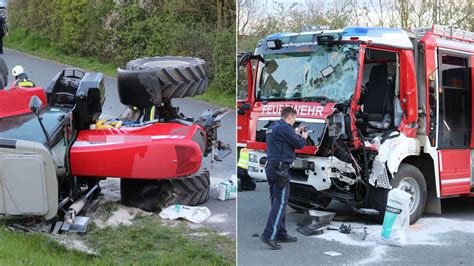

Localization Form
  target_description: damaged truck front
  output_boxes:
[239,26,474,224]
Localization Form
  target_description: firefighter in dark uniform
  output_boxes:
[260,107,308,250]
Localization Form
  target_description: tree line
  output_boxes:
[238,0,473,51]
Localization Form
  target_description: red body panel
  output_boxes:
[237,62,256,146]
[349,45,366,148]
[247,101,336,155]
[438,150,471,196]
[70,123,205,179]
[420,32,437,137]
[0,86,47,118]
[471,55,474,148]
[423,30,474,197]
[399,50,418,125]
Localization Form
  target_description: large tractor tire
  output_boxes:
[370,163,427,224]
[120,168,210,212]
[156,169,210,209]
[125,56,208,99]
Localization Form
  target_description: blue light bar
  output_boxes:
[342,27,403,38]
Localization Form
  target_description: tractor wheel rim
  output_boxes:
[397,176,420,216]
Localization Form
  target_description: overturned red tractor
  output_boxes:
[0,56,230,229]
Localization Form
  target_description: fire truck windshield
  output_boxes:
[256,44,359,103]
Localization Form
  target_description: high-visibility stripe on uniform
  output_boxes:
[237,148,249,169]
[149,106,156,121]
[16,80,35,88]
[271,186,287,240]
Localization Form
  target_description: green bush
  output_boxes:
[7,0,236,97]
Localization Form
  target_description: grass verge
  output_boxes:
[0,226,94,265]
[194,86,235,108]
[0,215,235,265]
[4,28,235,108]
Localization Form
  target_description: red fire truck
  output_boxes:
[238,25,474,224]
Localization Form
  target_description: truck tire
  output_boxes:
[370,163,427,224]
[120,168,210,212]
[125,56,208,99]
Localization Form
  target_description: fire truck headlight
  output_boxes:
[249,153,258,163]
[248,166,259,173]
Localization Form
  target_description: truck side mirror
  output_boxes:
[238,52,265,67]
[238,103,251,116]
[29,95,43,115]
[239,52,253,67]
[29,95,51,145]
[241,103,251,110]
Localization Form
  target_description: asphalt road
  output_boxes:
[238,182,474,265]
[3,49,236,237]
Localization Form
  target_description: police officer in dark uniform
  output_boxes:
[260,107,308,250]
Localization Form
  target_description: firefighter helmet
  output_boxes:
[12,65,25,78]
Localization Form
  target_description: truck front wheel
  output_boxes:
[370,163,427,224]
[120,169,210,212]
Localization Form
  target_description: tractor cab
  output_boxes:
[0,68,105,148]
[0,67,105,223]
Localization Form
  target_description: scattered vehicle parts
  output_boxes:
[296,222,327,236]
[293,209,336,226]
[159,204,211,224]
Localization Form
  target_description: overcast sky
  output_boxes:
[262,0,307,13]
[259,0,379,15]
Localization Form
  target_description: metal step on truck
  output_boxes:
[238,25,474,224]
[0,56,230,232]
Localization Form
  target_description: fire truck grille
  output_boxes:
[289,183,320,203]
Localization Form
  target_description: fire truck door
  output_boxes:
[437,51,472,196]
[237,53,255,147]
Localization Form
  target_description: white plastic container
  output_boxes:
[378,188,412,247]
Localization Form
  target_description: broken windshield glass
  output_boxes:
[257,44,359,103]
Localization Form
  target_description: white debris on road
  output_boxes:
[310,217,474,265]
[323,251,342,256]
[206,213,228,224]
[315,217,474,247]
[94,206,151,229]
[357,245,389,265]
